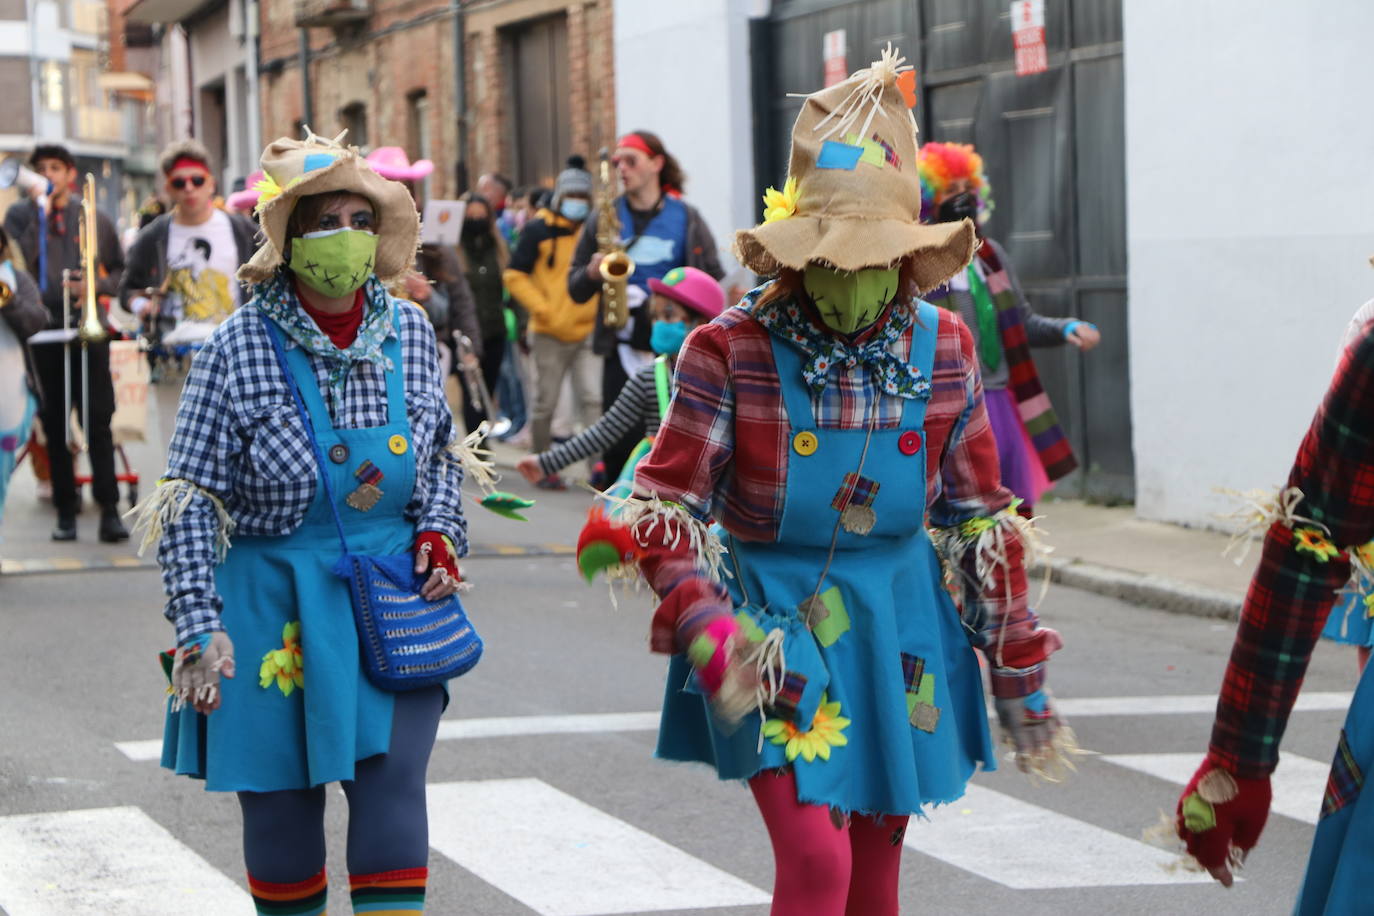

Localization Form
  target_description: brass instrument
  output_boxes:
[595,148,634,330]
[77,173,107,344]
[0,276,11,309]
[63,173,107,454]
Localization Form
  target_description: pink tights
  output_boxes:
[749,768,910,915]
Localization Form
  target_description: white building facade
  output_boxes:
[1124,0,1374,527]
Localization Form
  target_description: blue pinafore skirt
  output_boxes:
[656,302,996,816]
[1295,659,1374,914]
[163,319,419,792]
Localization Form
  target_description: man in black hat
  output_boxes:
[2,143,127,542]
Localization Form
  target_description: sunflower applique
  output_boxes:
[762,695,850,763]
[1293,526,1339,562]
[259,621,304,696]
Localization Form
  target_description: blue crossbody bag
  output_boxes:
[261,311,483,691]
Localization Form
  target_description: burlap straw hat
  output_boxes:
[238,129,419,285]
[734,46,974,293]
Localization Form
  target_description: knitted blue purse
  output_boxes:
[262,312,482,691]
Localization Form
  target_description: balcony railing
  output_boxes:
[294,0,369,28]
[74,104,124,143]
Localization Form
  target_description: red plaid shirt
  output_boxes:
[1209,325,1374,778]
[635,293,1052,676]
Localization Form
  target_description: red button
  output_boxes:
[898,431,922,455]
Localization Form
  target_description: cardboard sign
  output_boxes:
[823,29,847,87]
[1011,0,1048,76]
[421,199,466,246]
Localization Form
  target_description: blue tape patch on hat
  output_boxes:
[816,141,864,170]
[302,152,338,173]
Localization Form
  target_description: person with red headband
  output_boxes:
[121,140,258,372]
[567,129,724,484]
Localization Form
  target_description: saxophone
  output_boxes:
[595,148,634,330]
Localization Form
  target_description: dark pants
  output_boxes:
[459,335,506,433]
[600,354,646,481]
[30,339,118,515]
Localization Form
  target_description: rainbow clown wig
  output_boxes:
[916,142,994,225]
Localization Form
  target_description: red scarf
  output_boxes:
[294,278,365,349]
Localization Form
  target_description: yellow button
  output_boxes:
[792,430,819,457]
[388,434,409,455]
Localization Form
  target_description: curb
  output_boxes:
[1044,556,1242,621]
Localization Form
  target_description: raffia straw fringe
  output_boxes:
[1141,810,1247,876]
[1197,768,1239,804]
[1012,725,1095,785]
[934,506,1053,666]
[125,478,234,561]
[741,628,787,751]
[1215,485,1323,566]
[446,422,500,496]
[710,650,758,726]
[604,494,728,584]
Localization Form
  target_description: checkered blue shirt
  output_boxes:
[157,296,465,644]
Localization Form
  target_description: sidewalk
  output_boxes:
[484,438,1256,621]
[1036,497,1253,620]
[2,399,1256,620]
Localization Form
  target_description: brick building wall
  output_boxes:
[253,0,614,200]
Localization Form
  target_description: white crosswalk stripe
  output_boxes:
[75,701,1347,908]
[0,806,253,916]
[427,778,771,915]
[1102,751,1330,825]
[904,783,1213,888]
[112,693,1356,763]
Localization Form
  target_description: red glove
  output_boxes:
[414,531,462,582]
[1175,756,1272,886]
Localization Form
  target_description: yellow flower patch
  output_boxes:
[259,621,304,696]
[762,696,850,763]
[761,177,800,224]
[1294,527,1339,562]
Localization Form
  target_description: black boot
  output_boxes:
[52,513,77,541]
[99,507,129,543]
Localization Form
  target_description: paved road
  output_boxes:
[0,398,1358,915]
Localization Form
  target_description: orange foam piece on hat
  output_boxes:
[897,70,918,109]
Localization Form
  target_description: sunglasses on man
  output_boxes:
[170,175,207,190]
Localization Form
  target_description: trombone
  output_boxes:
[62,173,108,454]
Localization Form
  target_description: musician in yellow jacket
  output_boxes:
[503,156,601,487]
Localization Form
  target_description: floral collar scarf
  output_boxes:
[746,284,931,400]
[251,270,396,404]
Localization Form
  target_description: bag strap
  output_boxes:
[258,309,351,555]
[653,354,671,417]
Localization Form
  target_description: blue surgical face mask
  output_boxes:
[559,199,590,222]
[650,319,689,356]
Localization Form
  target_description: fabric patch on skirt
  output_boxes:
[1321,729,1364,820]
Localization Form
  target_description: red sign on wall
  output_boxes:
[823,29,848,87]
[1011,0,1048,76]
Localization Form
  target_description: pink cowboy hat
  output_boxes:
[647,266,726,321]
[226,170,263,212]
[365,147,434,182]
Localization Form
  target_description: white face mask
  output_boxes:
[560,199,590,221]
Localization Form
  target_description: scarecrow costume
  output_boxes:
[1172,321,1374,913]
[132,131,473,915]
[917,142,1080,507]
[596,49,1076,911]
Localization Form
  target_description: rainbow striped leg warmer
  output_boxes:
[349,867,427,913]
[247,868,328,915]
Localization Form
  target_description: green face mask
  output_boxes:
[802,264,900,334]
[288,228,379,298]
